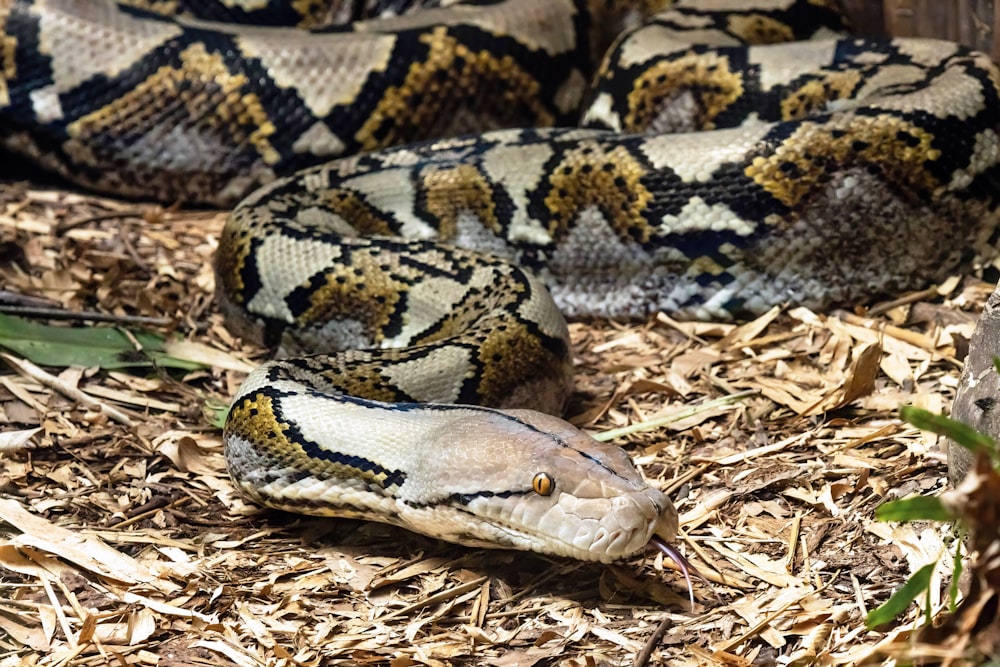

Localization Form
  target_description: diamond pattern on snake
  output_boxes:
[3,0,999,600]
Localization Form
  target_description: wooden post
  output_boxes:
[879,0,998,59]
[837,0,886,37]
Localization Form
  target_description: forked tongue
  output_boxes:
[649,535,705,611]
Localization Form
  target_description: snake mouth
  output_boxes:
[649,535,702,611]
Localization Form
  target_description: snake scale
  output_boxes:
[3,1,1000,578]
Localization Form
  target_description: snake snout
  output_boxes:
[573,485,678,562]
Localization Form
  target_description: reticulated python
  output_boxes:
[3,1,1000,582]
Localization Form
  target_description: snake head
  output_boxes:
[397,407,679,564]
[225,375,680,566]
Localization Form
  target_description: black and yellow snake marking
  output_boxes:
[3,0,1000,566]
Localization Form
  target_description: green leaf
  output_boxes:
[0,313,203,371]
[875,495,954,522]
[950,534,964,612]
[899,405,996,454]
[204,397,230,430]
[865,562,936,629]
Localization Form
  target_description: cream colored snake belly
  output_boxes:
[3,0,1000,576]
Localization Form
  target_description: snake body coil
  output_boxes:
[3,0,1000,564]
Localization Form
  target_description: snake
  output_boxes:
[3,1,1000,587]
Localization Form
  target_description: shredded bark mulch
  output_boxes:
[0,181,993,665]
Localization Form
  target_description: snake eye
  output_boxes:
[532,472,555,496]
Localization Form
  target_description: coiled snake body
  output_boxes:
[3,0,1000,567]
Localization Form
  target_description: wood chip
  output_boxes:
[0,179,979,665]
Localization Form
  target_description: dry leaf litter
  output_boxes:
[0,179,994,666]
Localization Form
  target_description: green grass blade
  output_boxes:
[0,313,203,371]
[865,562,936,629]
[875,495,954,522]
[204,397,230,429]
[594,390,754,442]
[900,405,995,454]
